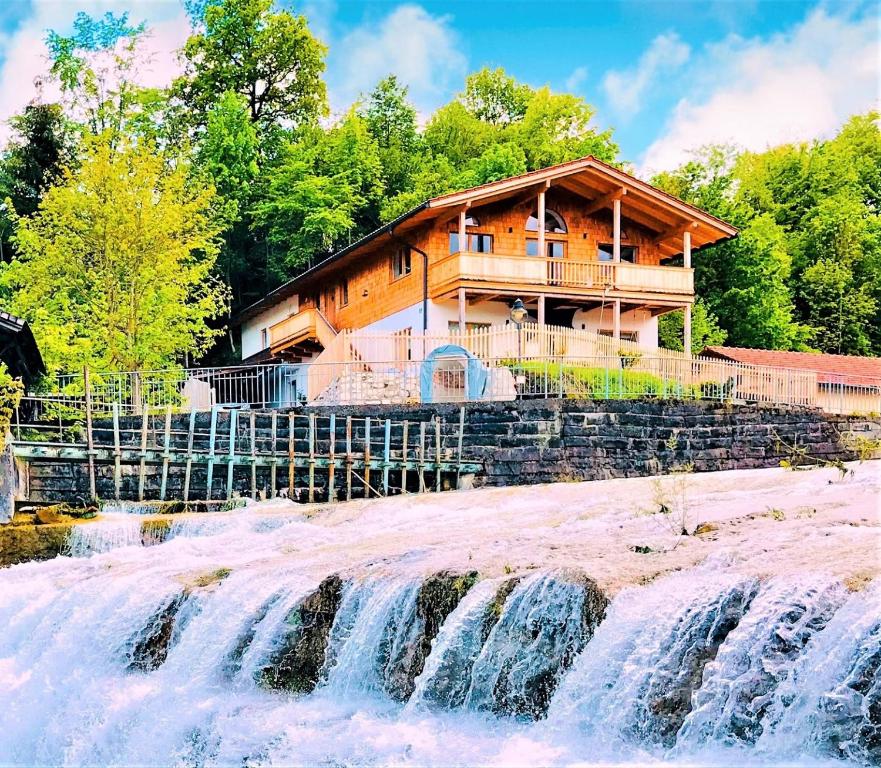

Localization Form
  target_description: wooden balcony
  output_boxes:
[269,307,337,355]
[429,251,694,301]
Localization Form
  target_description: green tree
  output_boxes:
[362,75,419,197]
[658,299,728,354]
[174,0,327,134]
[462,67,532,126]
[2,136,228,373]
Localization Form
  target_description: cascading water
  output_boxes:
[0,501,878,767]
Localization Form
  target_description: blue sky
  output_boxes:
[0,0,877,174]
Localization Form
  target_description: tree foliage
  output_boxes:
[3,136,228,373]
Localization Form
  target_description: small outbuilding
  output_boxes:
[0,311,45,387]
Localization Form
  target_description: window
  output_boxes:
[392,247,412,279]
[339,279,349,306]
[527,239,566,257]
[599,329,639,342]
[448,321,491,333]
[598,244,637,263]
[260,328,268,349]
[526,208,567,233]
[449,232,493,254]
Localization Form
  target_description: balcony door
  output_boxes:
[527,239,566,285]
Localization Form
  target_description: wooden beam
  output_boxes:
[652,220,698,245]
[584,187,626,216]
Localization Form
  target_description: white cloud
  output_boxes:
[0,0,188,146]
[640,8,880,175]
[602,33,690,116]
[564,65,588,93]
[327,4,466,116]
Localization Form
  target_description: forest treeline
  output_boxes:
[0,0,878,375]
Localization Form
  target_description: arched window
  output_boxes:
[525,209,567,233]
[447,214,480,230]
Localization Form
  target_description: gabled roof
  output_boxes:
[238,155,738,323]
[703,346,881,387]
[0,310,45,384]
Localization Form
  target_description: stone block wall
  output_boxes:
[17,399,880,504]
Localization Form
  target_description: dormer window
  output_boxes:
[526,209,567,233]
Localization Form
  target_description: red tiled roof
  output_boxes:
[703,346,881,386]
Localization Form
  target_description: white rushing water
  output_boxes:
[1,491,879,767]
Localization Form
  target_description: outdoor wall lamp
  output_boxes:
[510,298,528,325]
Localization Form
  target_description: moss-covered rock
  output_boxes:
[0,522,72,566]
[140,518,172,546]
[384,570,479,702]
[260,575,344,694]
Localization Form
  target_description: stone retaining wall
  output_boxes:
[17,399,880,503]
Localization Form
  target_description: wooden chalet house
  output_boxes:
[237,156,737,371]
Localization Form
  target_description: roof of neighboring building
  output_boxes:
[0,311,45,384]
[703,346,881,387]
[237,155,739,323]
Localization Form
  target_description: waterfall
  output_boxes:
[0,506,878,767]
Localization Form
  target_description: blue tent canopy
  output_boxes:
[420,345,488,403]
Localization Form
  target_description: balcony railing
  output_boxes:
[430,251,694,296]
[269,307,337,353]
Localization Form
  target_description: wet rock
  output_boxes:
[128,595,185,672]
[384,571,478,701]
[260,575,344,693]
[0,523,72,566]
[140,518,172,546]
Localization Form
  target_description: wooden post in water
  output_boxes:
[345,416,353,501]
[287,412,295,498]
[327,413,336,502]
[112,402,121,501]
[226,408,238,500]
[307,412,316,503]
[183,408,196,502]
[382,418,391,496]
[456,406,465,487]
[159,405,172,501]
[83,367,97,502]
[249,411,257,501]
[269,410,278,496]
[401,420,409,494]
[137,407,149,502]
[206,406,218,501]
[418,422,426,493]
[363,417,371,498]
[435,416,442,492]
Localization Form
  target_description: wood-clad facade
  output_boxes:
[238,156,737,362]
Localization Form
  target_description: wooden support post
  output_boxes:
[226,408,237,500]
[112,402,121,501]
[160,405,171,501]
[537,294,546,326]
[307,412,316,503]
[537,188,546,258]
[269,411,278,496]
[137,407,148,502]
[456,406,465,486]
[418,422,426,493]
[613,298,621,342]
[613,197,622,262]
[382,419,391,496]
[83,367,97,503]
[363,417,371,498]
[684,303,693,357]
[458,287,466,334]
[683,229,692,269]
[345,416,353,501]
[435,417,442,492]
[401,420,409,494]
[458,208,467,253]
[249,411,257,501]
[327,413,336,502]
[206,406,218,501]
[183,408,196,502]
[288,412,295,497]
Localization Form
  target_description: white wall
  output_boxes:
[241,296,299,359]
[361,302,427,334]
[428,299,515,333]
[571,306,659,350]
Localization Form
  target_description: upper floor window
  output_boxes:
[261,328,268,349]
[527,239,566,257]
[339,279,349,306]
[450,232,493,253]
[598,243,637,263]
[392,247,412,279]
[526,209,567,233]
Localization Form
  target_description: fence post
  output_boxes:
[183,408,196,502]
[83,367,97,503]
[382,418,391,496]
[226,408,237,500]
[206,406,218,501]
[160,404,172,501]
[308,412,316,503]
[363,417,371,498]
[137,406,148,502]
[401,420,409,494]
[250,411,257,501]
[288,412,295,496]
[269,410,278,496]
[328,413,336,502]
[112,402,121,500]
